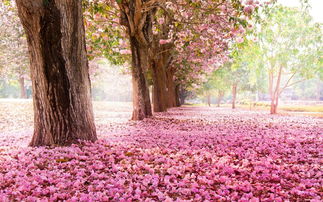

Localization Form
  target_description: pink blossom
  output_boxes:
[159,39,171,45]
[119,49,131,55]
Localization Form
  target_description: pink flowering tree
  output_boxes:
[84,0,259,116]
[242,5,322,114]
[165,0,261,106]
[0,1,29,98]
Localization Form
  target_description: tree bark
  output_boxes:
[18,76,27,99]
[269,70,275,114]
[175,84,181,107]
[129,36,152,120]
[232,84,237,109]
[151,58,167,112]
[118,1,153,120]
[150,37,173,112]
[179,86,187,106]
[16,0,97,146]
[165,69,177,108]
[270,65,283,114]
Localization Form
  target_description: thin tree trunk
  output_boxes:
[207,94,211,107]
[165,69,177,108]
[180,97,185,105]
[18,76,27,99]
[317,79,321,101]
[270,65,283,114]
[175,84,181,107]
[16,0,97,146]
[217,90,224,107]
[269,70,275,114]
[129,36,152,120]
[232,84,237,109]
[274,93,279,114]
[179,86,186,105]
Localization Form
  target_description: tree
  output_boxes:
[228,37,265,109]
[16,0,97,146]
[198,68,230,107]
[255,6,322,114]
[0,1,29,98]
[83,0,153,120]
[116,0,157,120]
[83,0,258,117]
[226,63,250,109]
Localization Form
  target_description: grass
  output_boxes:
[279,105,323,112]
[186,102,323,117]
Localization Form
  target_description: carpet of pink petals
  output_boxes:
[0,101,322,201]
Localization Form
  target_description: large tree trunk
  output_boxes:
[232,84,237,109]
[18,76,27,99]
[16,0,97,146]
[151,58,167,112]
[270,66,282,114]
[129,36,152,120]
[118,0,153,120]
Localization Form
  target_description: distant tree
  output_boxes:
[0,1,29,98]
[244,6,322,114]
[227,63,250,109]
[198,68,231,107]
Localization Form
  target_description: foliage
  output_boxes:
[256,5,322,88]
[83,0,260,85]
[0,1,29,81]
[82,1,129,65]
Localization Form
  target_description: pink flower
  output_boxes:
[159,39,171,45]
[236,37,244,43]
[244,5,255,14]
[120,49,131,54]
[157,18,165,25]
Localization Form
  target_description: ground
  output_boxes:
[0,99,322,201]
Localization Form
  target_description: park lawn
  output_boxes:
[279,105,323,112]
[191,103,323,117]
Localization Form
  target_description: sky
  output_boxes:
[278,0,323,22]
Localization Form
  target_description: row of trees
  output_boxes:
[83,0,260,120]
[198,4,322,114]
[3,0,258,146]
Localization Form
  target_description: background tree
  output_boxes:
[226,62,250,109]
[198,68,230,107]
[255,5,322,114]
[0,1,29,98]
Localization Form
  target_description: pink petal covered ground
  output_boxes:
[0,104,322,201]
